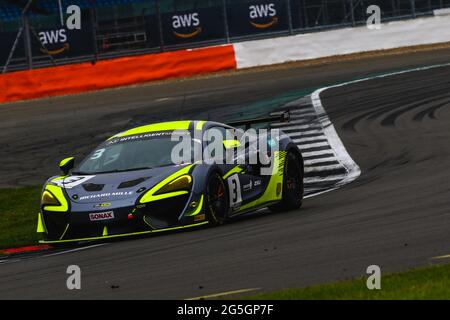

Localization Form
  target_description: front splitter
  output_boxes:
[39,221,209,244]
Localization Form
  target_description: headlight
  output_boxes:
[140,175,193,203]
[41,185,69,212]
[41,190,60,206]
[155,175,192,195]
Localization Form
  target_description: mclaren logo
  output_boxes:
[38,29,69,56]
[249,3,278,29]
[172,13,202,38]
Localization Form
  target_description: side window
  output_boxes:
[204,126,228,163]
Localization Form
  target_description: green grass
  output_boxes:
[243,264,450,300]
[0,187,41,249]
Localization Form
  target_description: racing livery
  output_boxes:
[37,120,304,244]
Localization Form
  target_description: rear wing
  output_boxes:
[227,111,290,130]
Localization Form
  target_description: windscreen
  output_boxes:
[75,132,186,174]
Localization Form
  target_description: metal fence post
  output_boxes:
[349,0,356,27]
[410,0,416,18]
[155,0,165,51]
[222,0,231,43]
[22,15,33,70]
[287,0,294,34]
[90,7,99,63]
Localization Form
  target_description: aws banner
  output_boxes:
[161,6,226,46]
[30,10,94,59]
[227,0,288,38]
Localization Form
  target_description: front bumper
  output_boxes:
[39,193,207,244]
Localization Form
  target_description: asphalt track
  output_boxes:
[1,48,450,299]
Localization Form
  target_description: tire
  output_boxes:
[205,172,229,225]
[269,151,304,213]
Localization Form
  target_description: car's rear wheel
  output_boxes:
[205,172,229,225]
[269,151,304,213]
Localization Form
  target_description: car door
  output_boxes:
[203,126,268,214]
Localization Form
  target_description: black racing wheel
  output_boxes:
[205,172,229,225]
[269,151,304,213]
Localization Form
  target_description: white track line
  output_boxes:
[304,164,344,172]
[297,141,330,149]
[304,175,348,183]
[275,124,320,131]
[303,62,450,196]
[301,150,336,158]
[304,157,339,165]
[286,130,324,137]
[41,244,108,258]
[293,136,327,143]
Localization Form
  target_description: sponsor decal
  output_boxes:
[108,131,177,145]
[174,27,202,39]
[38,29,68,55]
[94,202,111,208]
[172,13,202,38]
[41,43,70,55]
[249,3,278,29]
[254,180,262,187]
[79,191,133,201]
[52,176,95,189]
[243,180,253,192]
[89,211,114,221]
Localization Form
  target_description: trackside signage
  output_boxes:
[227,0,288,37]
[161,7,226,46]
[1,12,94,68]
[28,10,94,60]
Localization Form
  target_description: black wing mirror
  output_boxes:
[59,157,75,175]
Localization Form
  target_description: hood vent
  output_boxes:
[118,177,147,189]
[83,183,105,192]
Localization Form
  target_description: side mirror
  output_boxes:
[59,157,75,175]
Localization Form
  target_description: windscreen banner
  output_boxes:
[227,0,289,38]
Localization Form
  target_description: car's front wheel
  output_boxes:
[205,172,229,225]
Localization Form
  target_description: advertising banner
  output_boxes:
[30,10,95,59]
[160,6,226,46]
[227,0,289,38]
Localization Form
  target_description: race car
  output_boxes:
[37,118,304,244]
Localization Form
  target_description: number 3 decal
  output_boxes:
[227,174,242,206]
[90,148,105,160]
